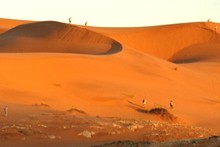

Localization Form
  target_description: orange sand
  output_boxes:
[0,18,220,140]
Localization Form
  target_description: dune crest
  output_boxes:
[91,22,220,61]
[0,18,31,33]
[0,21,122,54]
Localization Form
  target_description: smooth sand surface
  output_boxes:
[0,19,220,146]
[0,18,30,33]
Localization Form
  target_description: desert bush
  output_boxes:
[149,108,177,121]
[66,108,86,114]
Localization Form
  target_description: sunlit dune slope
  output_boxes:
[0,21,122,54]
[91,22,220,62]
[0,18,31,33]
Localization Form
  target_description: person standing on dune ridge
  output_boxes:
[69,17,71,24]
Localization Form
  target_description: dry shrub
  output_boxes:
[149,108,177,121]
[66,108,86,114]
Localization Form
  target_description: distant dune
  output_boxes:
[91,22,220,62]
[0,21,122,54]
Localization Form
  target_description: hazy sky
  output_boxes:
[1,0,220,27]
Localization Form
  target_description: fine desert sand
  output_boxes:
[0,18,220,146]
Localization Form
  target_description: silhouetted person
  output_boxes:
[85,21,88,27]
[170,100,173,109]
[207,19,210,22]
[4,106,8,117]
[69,17,71,24]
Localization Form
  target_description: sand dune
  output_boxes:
[91,22,220,61]
[170,43,220,63]
[0,19,220,146]
[0,28,5,34]
[0,18,30,33]
[0,21,122,54]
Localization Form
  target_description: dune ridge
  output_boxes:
[0,21,122,54]
[0,18,31,33]
[2,20,220,62]
[91,22,220,62]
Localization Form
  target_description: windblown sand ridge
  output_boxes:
[91,22,220,61]
[0,18,30,33]
[0,21,122,54]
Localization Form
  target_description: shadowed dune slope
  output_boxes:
[91,22,220,62]
[0,21,122,54]
[169,43,220,63]
[0,28,5,34]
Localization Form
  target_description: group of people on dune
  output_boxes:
[142,99,173,109]
[207,19,218,32]
[68,17,87,27]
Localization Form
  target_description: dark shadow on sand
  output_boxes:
[128,100,177,121]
